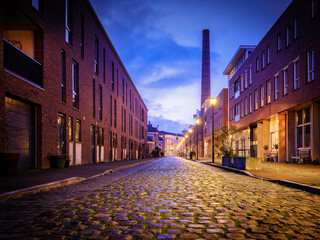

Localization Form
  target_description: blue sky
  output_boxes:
[90,0,291,133]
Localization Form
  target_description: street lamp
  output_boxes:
[185,134,189,157]
[188,128,193,159]
[210,98,217,163]
[195,118,200,160]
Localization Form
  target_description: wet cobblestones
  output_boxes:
[1,157,320,239]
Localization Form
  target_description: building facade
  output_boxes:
[0,0,148,170]
[202,88,228,158]
[224,0,320,162]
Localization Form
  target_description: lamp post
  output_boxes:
[185,134,189,157]
[195,118,200,160]
[210,98,217,163]
[188,128,192,158]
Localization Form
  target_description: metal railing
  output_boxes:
[3,39,42,86]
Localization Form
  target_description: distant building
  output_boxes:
[0,0,148,170]
[224,0,320,162]
[202,88,228,158]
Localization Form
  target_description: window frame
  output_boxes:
[307,49,314,82]
[294,58,300,89]
[283,67,288,95]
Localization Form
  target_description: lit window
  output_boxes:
[244,70,248,89]
[260,85,264,107]
[266,80,271,104]
[254,89,258,110]
[249,93,252,113]
[72,61,79,109]
[75,119,81,142]
[296,108,311,148]
[244,97,248,115]
[283,68,288,95]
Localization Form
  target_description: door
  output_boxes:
[90,125,96,163]
[250,124,258,157]
[5,97,35,170]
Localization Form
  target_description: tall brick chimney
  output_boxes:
[201,29,211,106]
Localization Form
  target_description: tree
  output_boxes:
[214,126,236,157]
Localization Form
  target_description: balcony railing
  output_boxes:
[3,39,42,86]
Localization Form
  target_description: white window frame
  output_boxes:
[307,49,314,82]
[283,67,288,95]
[254,89,258,110]
[296,108,311,150]
[260,85,264,107]
[266,80,271,104]
[274,74,279,100]
[235,103,240,122]
[294,58,300,89]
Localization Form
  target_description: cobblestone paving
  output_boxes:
[1,157,320,239]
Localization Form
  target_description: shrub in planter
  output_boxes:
[47,153,70,169]
[222,156,232,167]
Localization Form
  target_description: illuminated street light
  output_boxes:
[188,128,193,159]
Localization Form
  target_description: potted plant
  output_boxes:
[215,126,235,167]
[47,153,70,169]
[190,151,196,160]
[0,122,20,176]
[263,145,270,162]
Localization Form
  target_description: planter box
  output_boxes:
[222,157,232,167]
[233,157,246,170]
[0,153,20,176]
[49,156,67,169]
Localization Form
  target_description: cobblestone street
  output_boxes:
[1,157,320,239]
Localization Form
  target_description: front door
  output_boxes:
[58,113,66,154]
[91,125,95,163]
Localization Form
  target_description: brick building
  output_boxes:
[202,88,228,158]
[0,0,148,170]
[224,0,320,162]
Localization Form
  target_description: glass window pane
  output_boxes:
[297,110,302,125]
[297,126,302,148]
[304,125,310,148]
[304,108,310,123]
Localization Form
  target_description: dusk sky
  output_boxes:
[90,0,292,133]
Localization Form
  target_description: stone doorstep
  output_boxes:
[0,159,155,202]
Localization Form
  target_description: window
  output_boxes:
[114,99,117,128]
[249,65,252,85]
[296,108,311,148]
[234,79,240,99]
[94,37,99,74]
[58,113,66,154]
[99,85,102,121]
[285,25,291,47]
[275,75,279,100]
[65,0,73,45]
[294,59,300,89]
[116,69,119,96]
[266,80,271,104]
[249,93,252,113]
[72,61,79,109]
[240,100,243,118]
[235,103,240,122]
[103,48,105,83]
[98,128,104,146]
[81,14,84,58]
[293,16,299,39]
[111,61,114,91]
[307,49,314,82]
[277,34,281,52]
[110,95,112,126]
[260,85,264,107]
[124,108,126,132]
[122,78,125,102]
[230,107,234,121]
[61,50,66,103]
[254,89,258,110]
[256,57,260,72]
[69,117,73,141]
[267,46,270,65]
[283,68,288,95]
[92,79,95,117]
[240,75,244,92]
[75,119,81,142]
[244,97,248,115]
[142,109,145,122]
[311,0,317,18]
[262,51,266,69]
[126,83,128,106]
[244,70,248,89]
[32,0,44,14]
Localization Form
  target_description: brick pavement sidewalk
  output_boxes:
[0,158,155,195]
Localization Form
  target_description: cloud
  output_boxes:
[148,116,191,134]
[140,65,182,85]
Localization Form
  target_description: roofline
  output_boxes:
[85,0,148,111]
[223,45,256,75]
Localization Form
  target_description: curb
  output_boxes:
[195,160,320,195]
[0,159,155,202]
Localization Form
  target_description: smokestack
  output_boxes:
[201,29,211,106]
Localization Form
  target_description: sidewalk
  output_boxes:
[0,158,155,201]
[189,157,320,195]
